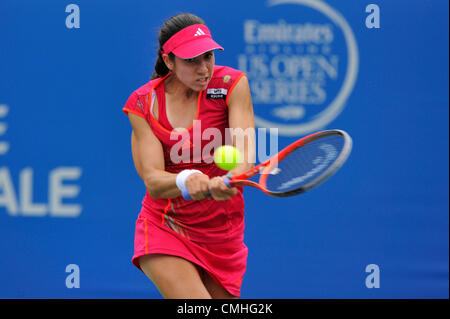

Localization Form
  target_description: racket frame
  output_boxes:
[227,129,352,197]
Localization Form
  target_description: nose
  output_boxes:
[197,59,209,74]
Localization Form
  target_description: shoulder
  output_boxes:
[211,65,246,82]
[132,78,159,97]
[207,65,247,94]
[123,78,159,118]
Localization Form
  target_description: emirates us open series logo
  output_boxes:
[238,0,359,136]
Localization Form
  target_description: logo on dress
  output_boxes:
[137,99,144,112]
[206,88,228,99]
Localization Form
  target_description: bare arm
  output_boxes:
[227,75,256,176]
[129,113,180,198]
[129,113,209,200]
[208,75,256,200]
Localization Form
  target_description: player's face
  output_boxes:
[173,51,215,92]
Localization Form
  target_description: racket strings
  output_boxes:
[265,135,346,193]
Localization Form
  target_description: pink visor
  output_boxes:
[161,24,224,59]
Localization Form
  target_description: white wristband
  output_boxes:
[176,169,203,192]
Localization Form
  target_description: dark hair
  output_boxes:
[151,13,206,80]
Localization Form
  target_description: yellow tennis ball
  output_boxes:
[214,145,241,171]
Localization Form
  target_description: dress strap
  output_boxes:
[155,81,174,131]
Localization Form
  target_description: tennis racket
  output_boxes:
[182,129,352,200]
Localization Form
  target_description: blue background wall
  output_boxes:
[0,0,448,298]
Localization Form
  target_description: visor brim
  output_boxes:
[171,37,224,59]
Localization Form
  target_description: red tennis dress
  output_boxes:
[123,65,248,297]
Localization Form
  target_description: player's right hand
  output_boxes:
[208,176,237,201]
[185,173,210,200]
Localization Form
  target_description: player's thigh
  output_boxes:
[139,254,211,299]
[200,270,238,299]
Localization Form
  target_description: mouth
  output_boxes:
[196,77,209,85]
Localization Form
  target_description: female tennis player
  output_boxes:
[123,13,255,299]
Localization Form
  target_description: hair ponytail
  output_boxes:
[151,13,206,80]
[151,49,171,80]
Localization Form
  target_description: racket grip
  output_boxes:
[181,188,192,201]
[182,177,230,201]
[222,177,231,188]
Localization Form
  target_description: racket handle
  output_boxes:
[182,190,211,201]
[222,176,231,188]
[182,177,231,201]
[181,188,192,201]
